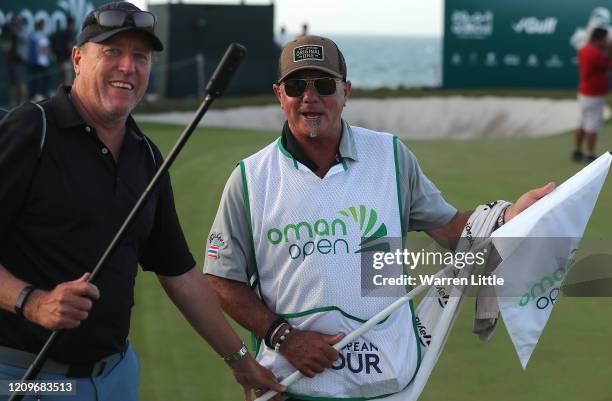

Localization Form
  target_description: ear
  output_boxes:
[272,83,283,107]
[72,46,83,76]
[343,80,352,105]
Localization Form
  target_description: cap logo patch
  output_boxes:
[293,45,324,62]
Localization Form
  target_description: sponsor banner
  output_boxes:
[443,0,611,88]
[0,0,104,39]
[450,10,494,39]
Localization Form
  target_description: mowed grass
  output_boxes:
[130,119,612,401]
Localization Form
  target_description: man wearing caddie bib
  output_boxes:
[204,35,554,400]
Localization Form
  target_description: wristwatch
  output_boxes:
[15,285,36,319]
[223,343,248,365]
[496,205,510,229]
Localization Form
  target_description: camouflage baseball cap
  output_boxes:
[278,35,347,82]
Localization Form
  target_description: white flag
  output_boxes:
[491,152,612,369]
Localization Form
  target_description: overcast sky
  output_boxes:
[136,0,444,36]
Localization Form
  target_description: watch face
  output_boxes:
[225,344,248,364]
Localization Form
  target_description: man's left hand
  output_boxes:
[504,182,556,222]
[230,354,286,401]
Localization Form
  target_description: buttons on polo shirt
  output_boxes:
[101,148,109,155]
[85,126,91,133]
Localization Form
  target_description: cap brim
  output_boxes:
[279,65,343,82]
[85,26,163,51]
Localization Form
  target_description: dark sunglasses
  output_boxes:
[92,10,156,29]
[283,77,341,97]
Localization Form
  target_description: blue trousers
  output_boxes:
[0,345,139,401]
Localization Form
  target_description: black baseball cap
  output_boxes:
[76,1,163,51]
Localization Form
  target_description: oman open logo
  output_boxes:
[266,204,389,259]
[338,205,389,253]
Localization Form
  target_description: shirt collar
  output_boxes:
[48,86,145,141]
[48,86,85,129]
[280,119,358,172]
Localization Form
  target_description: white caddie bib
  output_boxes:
[240,126,420,399]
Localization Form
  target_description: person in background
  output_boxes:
[573,27,611,163]
[28,18,51,101]
[51,16,77,86]
[278,25,288,46]
[1,15,28,107]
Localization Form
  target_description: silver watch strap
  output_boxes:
[223,343,248,365]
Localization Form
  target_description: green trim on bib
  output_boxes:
[277,137,299,169]
[278,306,389,325]
[239,161,256,261]
[239,160,259,280]
[239,160,265,354]
[248,276,263,352]
[341,158,349,171]
[392,136,422,381]
[407,300,421,381]
[392,136,405,236]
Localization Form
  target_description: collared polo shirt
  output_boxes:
[281,120,356,173]
[0,86,195,363]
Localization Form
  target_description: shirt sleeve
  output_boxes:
[203,166,253,283]
[139,152,196,276]
[0,103,44,245]
[396,140,457,232]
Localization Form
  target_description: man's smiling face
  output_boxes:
[73,31,152,122]
[273,69,351,140]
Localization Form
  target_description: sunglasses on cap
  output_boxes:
[91,9,156,29]
[282,77,342,97]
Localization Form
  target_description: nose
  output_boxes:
[117,53,136,75]
[302,81,319,102]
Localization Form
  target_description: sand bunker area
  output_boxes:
[136,97,610,139]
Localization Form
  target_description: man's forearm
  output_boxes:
[207,274,345,378]
[427,211,472,250]
[159,267,248,357]
[206,274,278,340]
[0,263,29,314]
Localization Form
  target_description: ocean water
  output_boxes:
[277,34,442,89]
